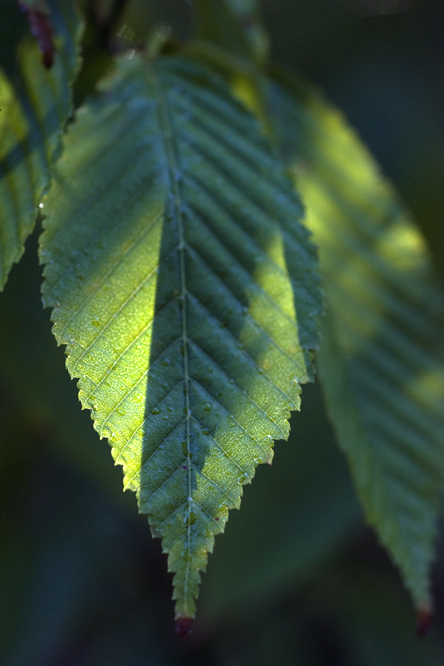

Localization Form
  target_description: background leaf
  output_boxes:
[0,0,82,290]
[267,70,444,611]
[40,54,322,620]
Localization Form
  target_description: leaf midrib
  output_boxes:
[148,63,194,613]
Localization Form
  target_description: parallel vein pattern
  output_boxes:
[268,72,444,609]
[40,55,322,619]
[0,0,82,289]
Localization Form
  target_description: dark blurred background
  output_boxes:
[0,0,443,664]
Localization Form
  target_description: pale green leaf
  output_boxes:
[40,55,322,621]
[267,71,444,610]
[0,0,82,290]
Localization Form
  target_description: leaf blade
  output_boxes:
[40,55,322,619]
[267,70,444,609]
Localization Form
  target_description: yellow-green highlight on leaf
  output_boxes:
[40,54,322,621]
[267,70,444,610]
[0,0,83,290]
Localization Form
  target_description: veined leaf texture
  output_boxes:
[40,55,322,620]
[267,72,444,611]
[0,0,82,289]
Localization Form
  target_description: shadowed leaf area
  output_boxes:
[40,54,322,620]
[266,70,444,613]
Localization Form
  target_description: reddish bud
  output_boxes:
[416,602,433,638]
[18,2,55,68]
[176,616,193,637]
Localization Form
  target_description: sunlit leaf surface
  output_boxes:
[0,0,82,289]
[40,55,322,620]
[267,71,444,610]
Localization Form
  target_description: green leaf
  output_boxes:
[0,0,82,290]
[267,70,444,611]
[40,55,322,621]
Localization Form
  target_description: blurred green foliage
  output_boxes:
[0,0,443,663]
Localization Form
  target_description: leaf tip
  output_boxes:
[416,601,433,638]
[175,616,193,637]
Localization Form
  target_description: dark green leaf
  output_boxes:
[0,0,82,289]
